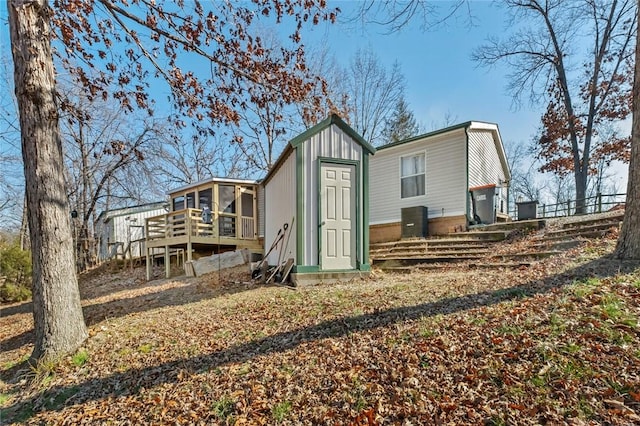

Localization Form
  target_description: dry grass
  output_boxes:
[1,235,639,425]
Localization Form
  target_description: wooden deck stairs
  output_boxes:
[371,211,625,273]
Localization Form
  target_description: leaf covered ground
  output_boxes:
[1,234,639,425]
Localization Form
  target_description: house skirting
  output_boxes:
[369,215,468,243]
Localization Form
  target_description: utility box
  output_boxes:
[401,206,428,238]
[517,200,538,220]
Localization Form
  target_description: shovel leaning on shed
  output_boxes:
[251,221,287,280]
[267,216,295,284]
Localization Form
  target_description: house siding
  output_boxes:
[97,206,167,261]
[264,150,296,265]
[301,124,363,266]
[468,129,508,214]
[370,129,468,225]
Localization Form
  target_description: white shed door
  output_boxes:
[321,163,355,270]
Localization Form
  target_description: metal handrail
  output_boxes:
[511,192,626,219]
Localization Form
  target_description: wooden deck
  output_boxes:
[145,208,262,279]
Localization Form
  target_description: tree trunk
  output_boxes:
[9,0,88,362]
[574,168,587,215]
[616,4,640,260]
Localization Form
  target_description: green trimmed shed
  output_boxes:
[262,114,376,285]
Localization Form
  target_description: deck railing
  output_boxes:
[146,208,256,241]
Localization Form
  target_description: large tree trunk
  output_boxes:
[616,4,640,260]
[9,0,88,362]
[574,169,588,215]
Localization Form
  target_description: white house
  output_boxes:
[96,201,169,261]
[263,114,376,285]
[369,121,510,243]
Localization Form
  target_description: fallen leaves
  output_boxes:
[1,235,639,424]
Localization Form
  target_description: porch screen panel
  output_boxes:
[172,195,184,211]
[219,184,236,237]
[241,191,255,239]
[199,188,212,210]
[186,192,196,208]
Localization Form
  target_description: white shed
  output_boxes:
[369,121,510,243]
[262,114,376,285]
[96,201,168,261]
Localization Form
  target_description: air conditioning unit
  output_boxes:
[401,206,428,238]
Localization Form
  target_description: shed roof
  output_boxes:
[97,201,168,223]
[263,114,375,185]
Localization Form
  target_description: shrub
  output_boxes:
[0,240,32,303]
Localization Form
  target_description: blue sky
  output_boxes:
[305,0,629,188]
[308,1,545,144]
[0,0,629,190]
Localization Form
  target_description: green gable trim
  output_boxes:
[375,120,499,151]
[288,114,376,155]
[377,121,472,151]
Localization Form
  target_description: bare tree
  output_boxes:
[473,0,636,214]
[504,140,547,212]
[8,0,338,362]
[350,1,471,33]
[59,85,163,270]
[0,57,25,235]
[295,44,349,128]
[9,0,88,362]
[150,130,246,188]
[345,48,406,145]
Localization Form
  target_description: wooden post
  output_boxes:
[164,245,170,278]
[146,247,151,281]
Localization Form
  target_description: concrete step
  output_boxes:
[541,229,615,242]
[470,219,546,232]
[371,248,490,260]
[441,230,513,242]
[490,251,562,261]
[373,254,485,267]
[370,244,490,255]
[559,212,624,230]
[378,261,534,273]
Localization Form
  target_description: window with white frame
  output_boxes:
[400,153,425,198]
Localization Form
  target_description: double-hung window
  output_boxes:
[400,153,425,198]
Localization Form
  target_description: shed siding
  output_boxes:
[370,129,467,224]
[301,125,363,266]
[264,151,296,265]
[468,129,508,213]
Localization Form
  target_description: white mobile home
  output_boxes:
[96,202,168,261]
[263,114,376,285]
[369,121,510,243]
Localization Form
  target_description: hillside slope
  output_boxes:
[1,232,639,425]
